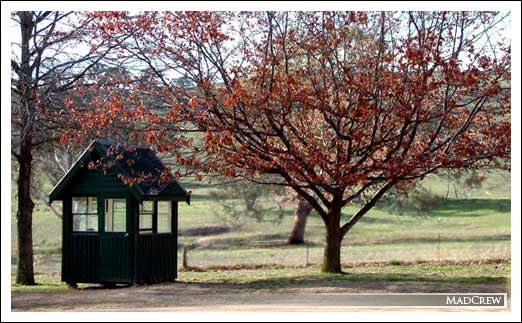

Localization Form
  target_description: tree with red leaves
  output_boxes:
[68,11,510,272]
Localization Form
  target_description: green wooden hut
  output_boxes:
[49,139,190,286]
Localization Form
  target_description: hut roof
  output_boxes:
[48,139,189,204]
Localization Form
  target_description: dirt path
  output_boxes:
[12,281,509,311]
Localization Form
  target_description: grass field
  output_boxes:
[10,170,510,275]
[12,261,510,294]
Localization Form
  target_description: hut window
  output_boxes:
[139,201,154,233]
[104,199,127,232]
[72,197,98,232]
[157,201,171,233]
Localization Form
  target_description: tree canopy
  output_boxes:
[61,11,510,272]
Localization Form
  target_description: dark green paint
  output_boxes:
[52,140,187,285]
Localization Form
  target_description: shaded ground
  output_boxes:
[12,281,509,312]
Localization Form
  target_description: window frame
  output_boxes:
[71,196,99,233]
[157,201,172,234]
[138,201,155,234]
[138,200,173,235]
[104,197,127,233]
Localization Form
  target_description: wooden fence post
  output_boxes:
[182,245,188,269]
[306,241,309,266]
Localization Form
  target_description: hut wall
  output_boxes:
[136,201,178,283]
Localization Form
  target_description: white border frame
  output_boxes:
[1,1,520,322]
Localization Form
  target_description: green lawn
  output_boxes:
[179,262,511,288]
[12,262,510,294]
[11,170,511,274]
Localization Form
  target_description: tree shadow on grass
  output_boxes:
[356,215,396,224]
[194,233,324,250]
[244,273,507,289]
[342,234,511,247]
[179,226,231,237]
[190,232,510,251]
[373,198,510,218]
[430,199,510,217]
[174,272,508,293]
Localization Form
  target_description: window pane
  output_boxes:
[105,199,126,232]
[73,214,98,232]
[72,196,98,232]
[157,201,171,233]
[140,201,154,213]
[72,197,97,214]
[139,201,153,232]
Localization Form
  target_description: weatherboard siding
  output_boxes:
[69,168,128,195]
[62,233,100,284]
[136,234,176,283]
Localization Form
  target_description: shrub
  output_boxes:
[409,186,445,214]
[384,184,445,215]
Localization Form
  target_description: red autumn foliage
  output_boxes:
[63,11,510,272]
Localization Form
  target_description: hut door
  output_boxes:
[100,197,131,283]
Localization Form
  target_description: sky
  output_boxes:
[9,9,512,85]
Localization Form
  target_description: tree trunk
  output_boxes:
[288,198,312,244]
[16,144,35,285]
[15,11,36,285]
[322,207,343,273]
